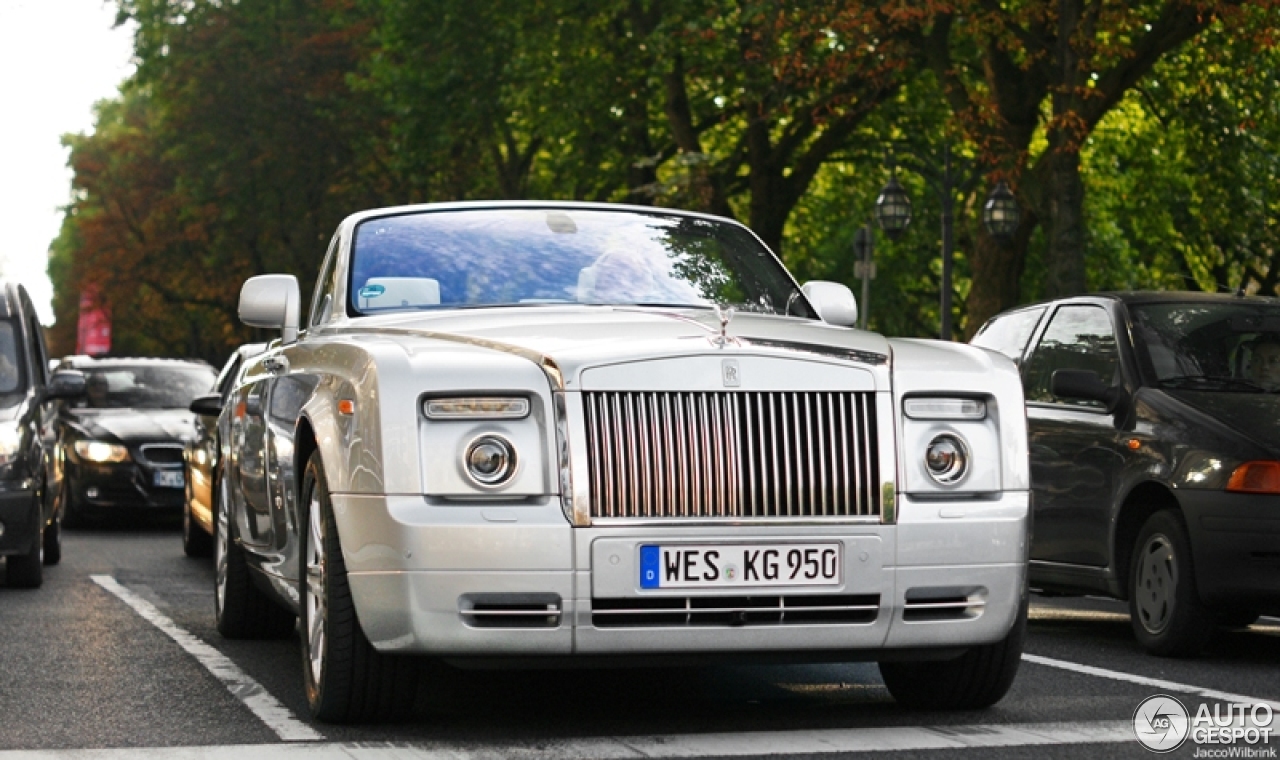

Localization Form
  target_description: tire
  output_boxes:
[879,598,1027,710]
[6,521,44,589]
[183,498,213,558]
[300,451,418,722]
[214,472,295,639]
[1128,510,1215,657]
[42,514,61,566]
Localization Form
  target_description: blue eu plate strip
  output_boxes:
[640,545,660,589]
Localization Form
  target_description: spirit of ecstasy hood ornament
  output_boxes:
[712,304,736,348]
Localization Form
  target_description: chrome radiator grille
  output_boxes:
[582,391,879,519]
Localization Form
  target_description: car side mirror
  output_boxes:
[45,369,86,401]
[1051,369,1123,413]
[801,281,858,327]
[189,393,223,417]
[239,274,301,344]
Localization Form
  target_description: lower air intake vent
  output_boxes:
[592,594,879,628]
[459,593,561,629]
[902,587,987,622]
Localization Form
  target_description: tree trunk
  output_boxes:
[1044,147,1088,298]
[963,210,1038,338]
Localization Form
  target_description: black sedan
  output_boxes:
[51,357,216,526]
[972,292,1280,656]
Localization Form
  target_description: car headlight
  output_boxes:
[925,434,969,485]
[74,440,130,464]
[901,395,999,494]
[0,422,21,466]
[463,434,517,487]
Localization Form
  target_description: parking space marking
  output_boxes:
[90,575,322,743]
[0,720,1135,758]
[1023,653,1280,710]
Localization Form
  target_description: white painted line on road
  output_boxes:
[0,720,1136,759]
[1023,653,1280,711]
[90,574,322,743]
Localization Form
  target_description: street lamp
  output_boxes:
[874,175,912,241]
[873,145,1022,341]
[982,180,1020,239]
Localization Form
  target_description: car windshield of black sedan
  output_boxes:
[77,365,217,410]
[348,208,815,318]
[1131,301,1280,392]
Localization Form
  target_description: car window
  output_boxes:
[1130,301,1280,392]
[0,320,25,401]
[347,209,816,319]
[214,356,243,398]
[1023,305,1119,408]
[971,306,1045,365]
[309,233,341,327]
[78,365,217,410]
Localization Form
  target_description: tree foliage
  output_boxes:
[45,0,1280,360]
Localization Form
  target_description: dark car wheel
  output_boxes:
[300,451,418,722]
[214,473,294,639]
[1128,510,1215,657]
[183,499,213,558]
[6,522,44,589]
[42,515,62,566]
[879,598,1027,710]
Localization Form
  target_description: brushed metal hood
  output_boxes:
[328,306,890,388]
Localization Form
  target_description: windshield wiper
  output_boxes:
[1160,375,1270,392]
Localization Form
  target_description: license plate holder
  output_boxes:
[639,543,841,589]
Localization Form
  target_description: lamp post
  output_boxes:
[875,145,1020,341]
[853,226,874,330]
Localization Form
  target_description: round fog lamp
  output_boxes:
[464,435,517,487]
[925,434,969,485]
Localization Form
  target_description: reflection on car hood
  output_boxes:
[1165,390,1280,457]
[68,408,197,443]
[343,307,892,371]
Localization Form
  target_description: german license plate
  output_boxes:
[154,470,184,488]
[639,543,841,589]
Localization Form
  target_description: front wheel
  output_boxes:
[300,451,418,722]
[879,599,1026,710]
[1128,510,1215,657]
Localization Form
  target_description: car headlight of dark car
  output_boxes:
[73,440,131,464]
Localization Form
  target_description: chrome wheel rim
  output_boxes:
[214,483,229,614]
[1135,532,1177,634]
[305,492,326,686]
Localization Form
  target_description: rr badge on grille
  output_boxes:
[722,359,741,387]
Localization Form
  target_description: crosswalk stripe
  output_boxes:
[90,575,322,742]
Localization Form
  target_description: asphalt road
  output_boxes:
[1,523,1276,759]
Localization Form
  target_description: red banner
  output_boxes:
[76,287,111,356]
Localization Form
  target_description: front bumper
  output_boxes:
[1181,490,1280,611]
[0,479,37,555]
[333,490,1030,659]
[67,459,185,511]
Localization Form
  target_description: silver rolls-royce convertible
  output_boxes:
[219,202,1030,722]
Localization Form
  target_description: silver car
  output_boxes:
[218,202,1031,722]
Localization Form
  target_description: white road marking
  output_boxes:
[0,720,1136,759]
[90,575,322,743]
[1023,653,1280,711]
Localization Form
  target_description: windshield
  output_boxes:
[78,365,217,410]
[1130,300,1280,392]
[348,208,816,318]
[0,320,25,405]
